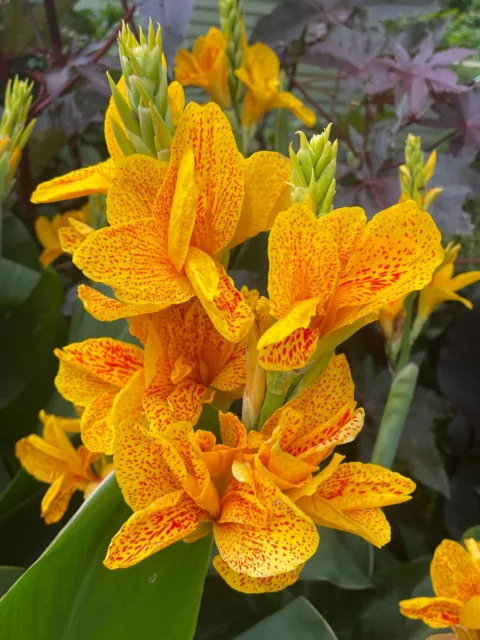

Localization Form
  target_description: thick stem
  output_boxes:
[395,292,415,371]
[258,371,294,428]
[371,363,419,469]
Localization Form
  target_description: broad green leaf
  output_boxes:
[0,258,41,306]
[301,528,373,589]
[0,567,24,599]
[462,525,480,541]
[0,269,64,448]
[2,213,41,272]
[0,470,41,520]
[0,474,211,640]
[236,596,338,639]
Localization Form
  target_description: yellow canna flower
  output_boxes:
[15,411,99,524]
[253,355,364,491]
[417,243,480,323]
[130,298,246,430]
[72,102,291,342]
[30,76,185,204]
[34,206,88,266]
[257,201,443,371]
[378,294,407,342]
[54,338,145,455]
[400,538,480,636]
[235,42,315,127]
[175,27,230,108]
[104,417,319,593]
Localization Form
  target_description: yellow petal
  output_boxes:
[167,148,197,271]
[15,435,71,484]
[431,539,480,602]
[318,206,367,265]
[460,595,480,629]
[169,102,244,255]
[114,417,183,511]
[267,203,339,318]
[399,596,463,629]
[34,216,59,249]
[106,154,168,226]
[185,250,253,342]
[81,391,117,454]
[104,492,206,569]
[258,326,319,371]
[41,473,78,524]
[272,91,316,127]
[228,151,291,249]
[31,160,115,203]
[213,556,304,593]
[78,284,164,322]
[39,247,62,266]
[167,81,185,127]
[219,412,247,448]
[214,470,319,578]
[74,219,194,307]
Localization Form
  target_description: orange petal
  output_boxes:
[114,417,183,511]
[209,340,246,392]
[81,391,117,454]
[41,473,78,524]
[78,284,164,322]
[31,160,115,203]
[399,596,463,629]
[55,338,143,389]
[262,354,356,436]
[214,470,319,577]
[228,151,291,249]
[74,219,194,307]
[258,326,319,371]
[169,102,244,255]
[431,539,480,602]
[104,491,206,569]
[219,412,248,448]
[185,250,253,342]
[213,556,304,593]
[166,380,208,425]
[106,154,168,226]
[333,201,442,321]
[267,203,339,319]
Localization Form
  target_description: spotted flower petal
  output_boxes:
[399,597,463,629]
[213,556,304,593]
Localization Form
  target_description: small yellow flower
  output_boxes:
[235,42,315,127]
[400,538,480,636]
[15,411,99,524]
[175,27,230,108]
[72,102,291,342]
[257,201,443,371]
[34,206,88,266]
[417,243,480,322]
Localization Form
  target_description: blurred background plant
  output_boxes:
[0,1,480,639]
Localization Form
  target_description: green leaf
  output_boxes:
[0,474,211,640]
[0,469,41,521]
[462,525,480,541]
[2,213,41,272]
[301,528,373,589]
[0,567,24,599]
[0,269,64,449]
[236,596,338,639]
[0,258,41,306]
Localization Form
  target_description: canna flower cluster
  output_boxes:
[400,538,480,638]
[20,21,446,594]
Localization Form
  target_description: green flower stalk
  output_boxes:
[399,134,442,212]
[218,0,245,117]
[0,76,36,202]
[289,125,338,216]
[109,20,175,161]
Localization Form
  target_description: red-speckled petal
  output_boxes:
[31,160,114,203]
[41,474,78,524]
[114,417,184,511]
[168,102,244,255]
[77,284,165,322]
[213,556,304,593]
[55,338,143,389]
[258,326,319,372]
[399,597,462,629]
[219,412,247,448]
[166,380,207,425]
[104,492,206,569]
[210,340,246,392]
[106,154,168,226]
[267,204,339,319]
[214,471,319,577]
[80,391,117,454]
[318,207,367,265]
[74,219,194,308]
[431,539,480,601]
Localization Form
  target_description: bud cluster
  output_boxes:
[399,134,442,212]
[218,0,245,108]
[289,124,338,216]
[109,21,175,160]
